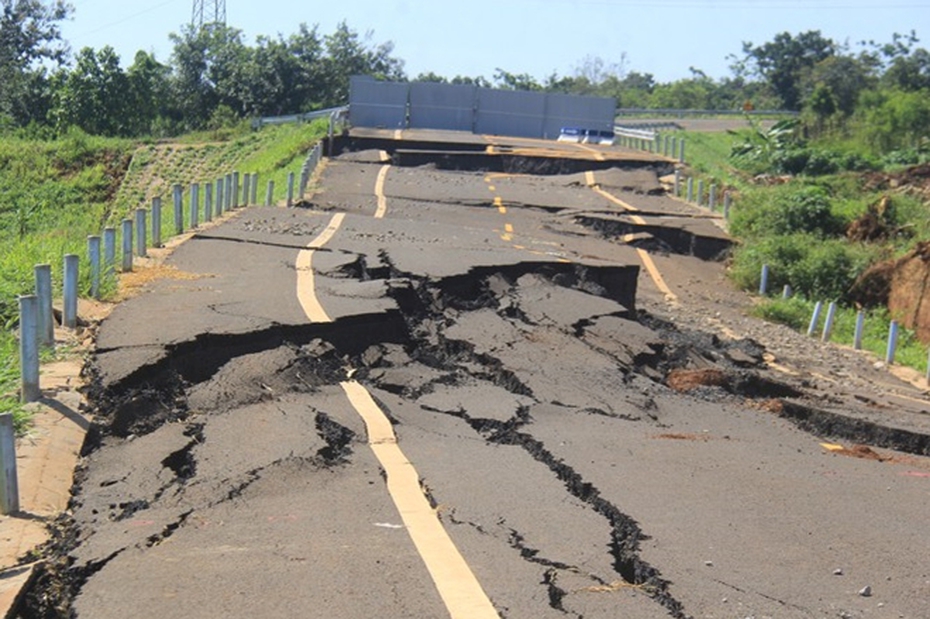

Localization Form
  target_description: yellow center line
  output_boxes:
[295,171,499,619]
[493,197,506,214]
[635,248,678,304]
[341,381,500,619]
[394,129,403,140]
[592,185,641,214]
[584,171,596,187]
[573,142,606,161]
[374,164,390,219]
[589,182,678,304]
[296,212,347,322]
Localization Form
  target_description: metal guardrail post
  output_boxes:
[63,254,78,329]
[243,173,251,207]
[251,173,258,205]
[19,295,40,403]
[782,285,792,299]
[204,183,213,222]
[686,177,694,203]
[708,185,716,211]
[88,236,101,300]
[759,264,770,295]
[190,183,200,228]
[232,171,240,208]
[0,413,20,515]
[152,197,162,247]
[225,174,233,211]
[135,209,147,257]
[807,301,824,337]
[723,192,731,219]
[103,227,116,277]
[173,184,183,235]
[266,180,274,206]
[821,302,837,342]
[886,321,899,365]
[216,178,225,216]
[853,311,866,350]
[287,172,295,207]
[34,264,54,348]
[121,219,133,273]
[673,170,680,196]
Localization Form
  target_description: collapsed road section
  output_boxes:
[14,130,930,619]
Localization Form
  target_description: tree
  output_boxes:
[168,23,249,129]
[856,89,930,151]
[0,0,72,123]
[801,55,875,117]
[126,51,171,135]
[492,68,541,91]
[741,31,836,110]
[415,71,447,83]
[320,21,405,106]
[883,47,930,91]
[53,46,132,135]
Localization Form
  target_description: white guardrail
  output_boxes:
[252,106,349,129]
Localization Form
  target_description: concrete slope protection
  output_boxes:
[13,130,930,619]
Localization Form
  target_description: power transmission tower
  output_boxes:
[192,0,226,28]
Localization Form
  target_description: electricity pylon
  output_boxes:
[192,0,226,28]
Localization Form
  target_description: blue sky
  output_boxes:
[60,0,930,82]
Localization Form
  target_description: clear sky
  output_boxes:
[59,0,930,83]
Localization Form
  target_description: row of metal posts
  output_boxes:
[617,133,734,218]
[670,169,732,219]
[615,132,686,164]
[756,264,927,378]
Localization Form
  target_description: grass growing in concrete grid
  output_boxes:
[754,297,928,373]
[114,119,328,223]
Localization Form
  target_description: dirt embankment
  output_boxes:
[847,164,930,342]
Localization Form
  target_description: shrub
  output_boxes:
[730,186,842,238]
[730,233,875,300]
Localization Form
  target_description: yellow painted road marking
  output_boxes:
[584,171,596,187]
[341,381,500,619]
[296,213,347,322]
[488,185,496,192]
[375,165,390,219]
[592,185,641,213]
[589,183,678,304]
[394,129,403,140]
[493,197,506,214]
[636,248,678,304]
[501,222,514,242]
[573,142,606,161]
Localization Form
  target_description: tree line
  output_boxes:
[1,0,929,149]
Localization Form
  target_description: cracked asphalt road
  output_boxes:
[19,130,930,619]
